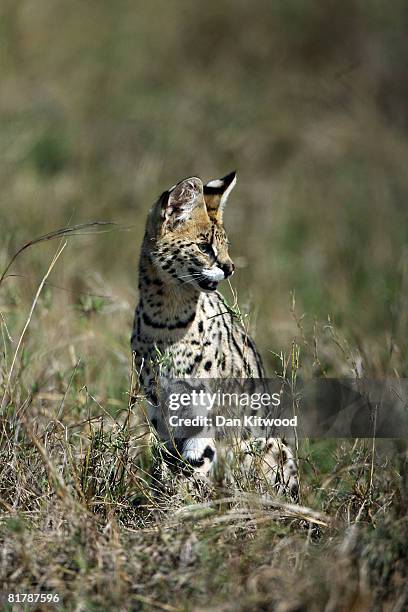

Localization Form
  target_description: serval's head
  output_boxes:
[145,171,236,292]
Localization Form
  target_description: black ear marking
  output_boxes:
[203,171,237,220]
[203,170,237,195]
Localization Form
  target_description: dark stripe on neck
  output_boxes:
[142,311,195,330]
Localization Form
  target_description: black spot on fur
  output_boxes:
[185,363,195,375]
[203,446,215,461]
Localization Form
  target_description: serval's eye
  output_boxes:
[198,243,215,257]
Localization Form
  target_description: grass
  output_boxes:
[1,1,408,609]
[1,235,407,610]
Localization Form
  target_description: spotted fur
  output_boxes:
[131,172,297,496]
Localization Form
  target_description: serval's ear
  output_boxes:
[203,171,237,221]
[160,177,205,230]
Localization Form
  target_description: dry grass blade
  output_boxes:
[1,241,67,411]
[0,221,116,287]
[20,414,75,506]
[131,594,181,612]
[173,493,329,527]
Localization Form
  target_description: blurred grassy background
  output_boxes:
[2,0,408,397]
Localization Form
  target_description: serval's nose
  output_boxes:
[221,261,235,278]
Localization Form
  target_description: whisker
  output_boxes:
[178,272,202,279]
